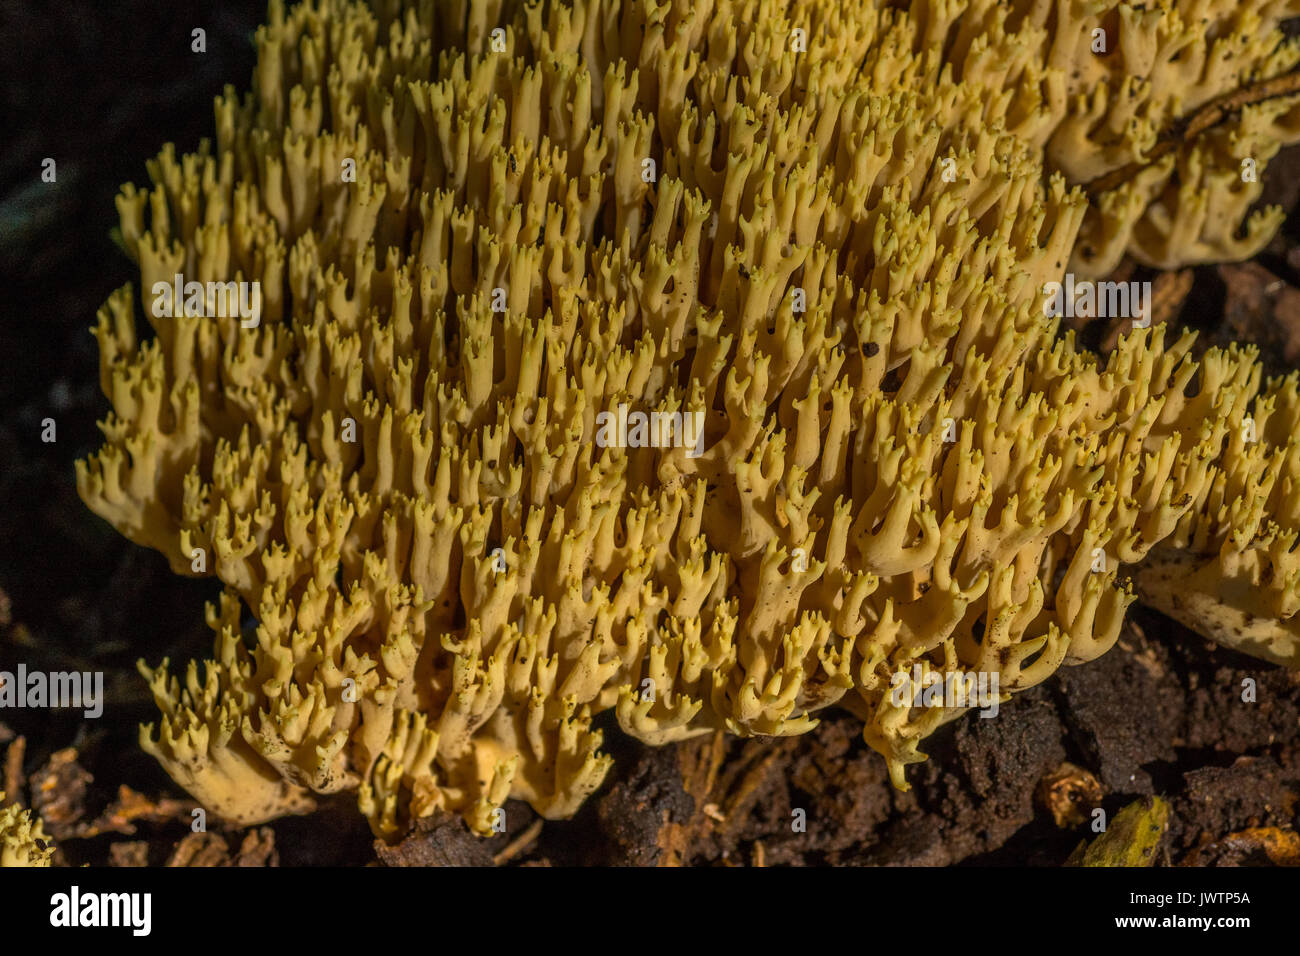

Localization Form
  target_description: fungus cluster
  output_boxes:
[0,797,53,867]
[76,0,1300,835]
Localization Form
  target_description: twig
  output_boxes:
[1087,68,1300,196]
[721,740,794,836]
[2,736,25,807]
[493,819,543,865]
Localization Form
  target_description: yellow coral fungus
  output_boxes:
[77,0,1300,835]
[0,796,53,867]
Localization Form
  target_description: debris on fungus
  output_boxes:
[0,795,54,867]
[75,0,1300,835]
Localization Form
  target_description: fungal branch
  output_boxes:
[0,796,53,867]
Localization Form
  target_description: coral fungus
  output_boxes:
[76,0,1300,835]
[0,796,53,867]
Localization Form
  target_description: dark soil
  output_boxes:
[3,1,1300,867]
